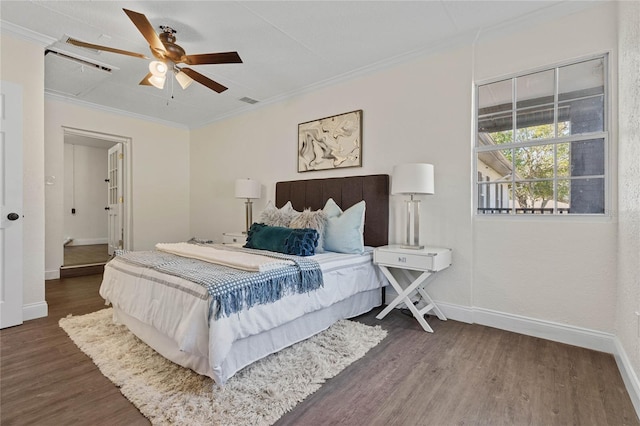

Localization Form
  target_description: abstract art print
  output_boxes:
[298,110,362,172]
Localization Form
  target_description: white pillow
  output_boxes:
[258,201,299,227]
[322,198,366,254]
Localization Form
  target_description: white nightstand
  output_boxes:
[222,232,247,245]
[374,244,452,332]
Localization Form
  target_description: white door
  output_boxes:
[107,144,123,255]
[0,81,23,329]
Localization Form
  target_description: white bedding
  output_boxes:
[99,248,387,384]
[155,242,295,272]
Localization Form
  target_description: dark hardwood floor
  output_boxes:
[0,275,147,426]
[63,244,110,267]
[60,244,111,278]
[1,275,638,426]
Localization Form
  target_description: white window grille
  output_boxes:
[475,55,608,215]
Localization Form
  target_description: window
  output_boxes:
[475,55,608,215]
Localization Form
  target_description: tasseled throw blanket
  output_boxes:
[113,243,323,319]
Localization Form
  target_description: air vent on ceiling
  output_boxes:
[45,49,112,73]
[44,49,113,97]
[239,97,259,104]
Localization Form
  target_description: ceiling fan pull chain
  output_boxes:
[167,75,175,106]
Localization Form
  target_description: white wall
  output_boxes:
[617,0,640,411]
[191,3,619,335]
[472,3,618,332]
[45,99,191,277]
[190,42,475,307]
[63,143,108,245]
[0,33,47,319]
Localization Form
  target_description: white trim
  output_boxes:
[48,92,189,130]
[22,301,48,321]
[0,20,55,46]
[437,301,615,353]
[67,237,108,246]
[62,127,133,251]
[45,269,60,280]
[435,301,474,324]
[473,306,614,353]
[614,337,640,418]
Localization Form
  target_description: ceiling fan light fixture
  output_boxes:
[175,70,193,89]
[67,9,241,94]
[149,60,167,77]
[148,74,166,89]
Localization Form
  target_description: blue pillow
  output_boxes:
[322,199,366,254]
[244,223,318,256]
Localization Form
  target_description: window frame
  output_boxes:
[473,53,610,218]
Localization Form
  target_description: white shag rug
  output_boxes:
[59,308,387,426]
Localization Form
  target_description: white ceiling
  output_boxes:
[0,1,595,129]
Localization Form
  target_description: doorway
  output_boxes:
[60,128,131,277]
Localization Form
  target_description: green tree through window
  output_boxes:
[489,124,570,210]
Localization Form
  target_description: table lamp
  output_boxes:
[235,178,261,233]
[391,163,434,249]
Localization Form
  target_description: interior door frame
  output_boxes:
[62,127,132,250]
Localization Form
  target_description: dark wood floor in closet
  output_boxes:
[1,274,637,426]
[63,244,111,266]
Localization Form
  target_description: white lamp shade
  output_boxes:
[147,74,166,89]
[149,60,167,76]
[235,178,261,199]
[175,70,193,89]
[391,163,435,195]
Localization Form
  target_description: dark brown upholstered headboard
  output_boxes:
[275,174,389,247]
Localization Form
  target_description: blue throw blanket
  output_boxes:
[113,244,323,319]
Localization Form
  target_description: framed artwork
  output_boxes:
[297,109,362,172]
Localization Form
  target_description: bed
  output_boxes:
[99,174,389,385]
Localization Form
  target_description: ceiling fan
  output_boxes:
[67,8,242,93]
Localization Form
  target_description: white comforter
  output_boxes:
[99,248,386,384]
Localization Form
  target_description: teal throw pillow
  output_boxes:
[244,223,318,256]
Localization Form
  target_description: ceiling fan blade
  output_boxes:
[67,37,148,59]
[185,52,242,66]
[181,68,228,93]
[139,72,153,86]
[122,8,166,54]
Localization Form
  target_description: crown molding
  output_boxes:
[0,20,55,47]
[45,92,189,130]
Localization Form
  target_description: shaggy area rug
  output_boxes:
[59,308,387,425]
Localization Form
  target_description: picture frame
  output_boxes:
[297,109,362,172]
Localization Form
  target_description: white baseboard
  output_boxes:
[437,301,615,353]
[67,237,107,246]
[436,300,638,420]
[23,301,48,321]
[475,306,615,353]
[436,301,474,324]
[45,269,60,280]
[614,337,640,418]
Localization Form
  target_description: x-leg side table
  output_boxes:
[373,245,452,332]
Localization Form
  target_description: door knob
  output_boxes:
[104,207,110,211]
[7,213,19,221]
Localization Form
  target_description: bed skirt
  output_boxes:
[111,287,382,384]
